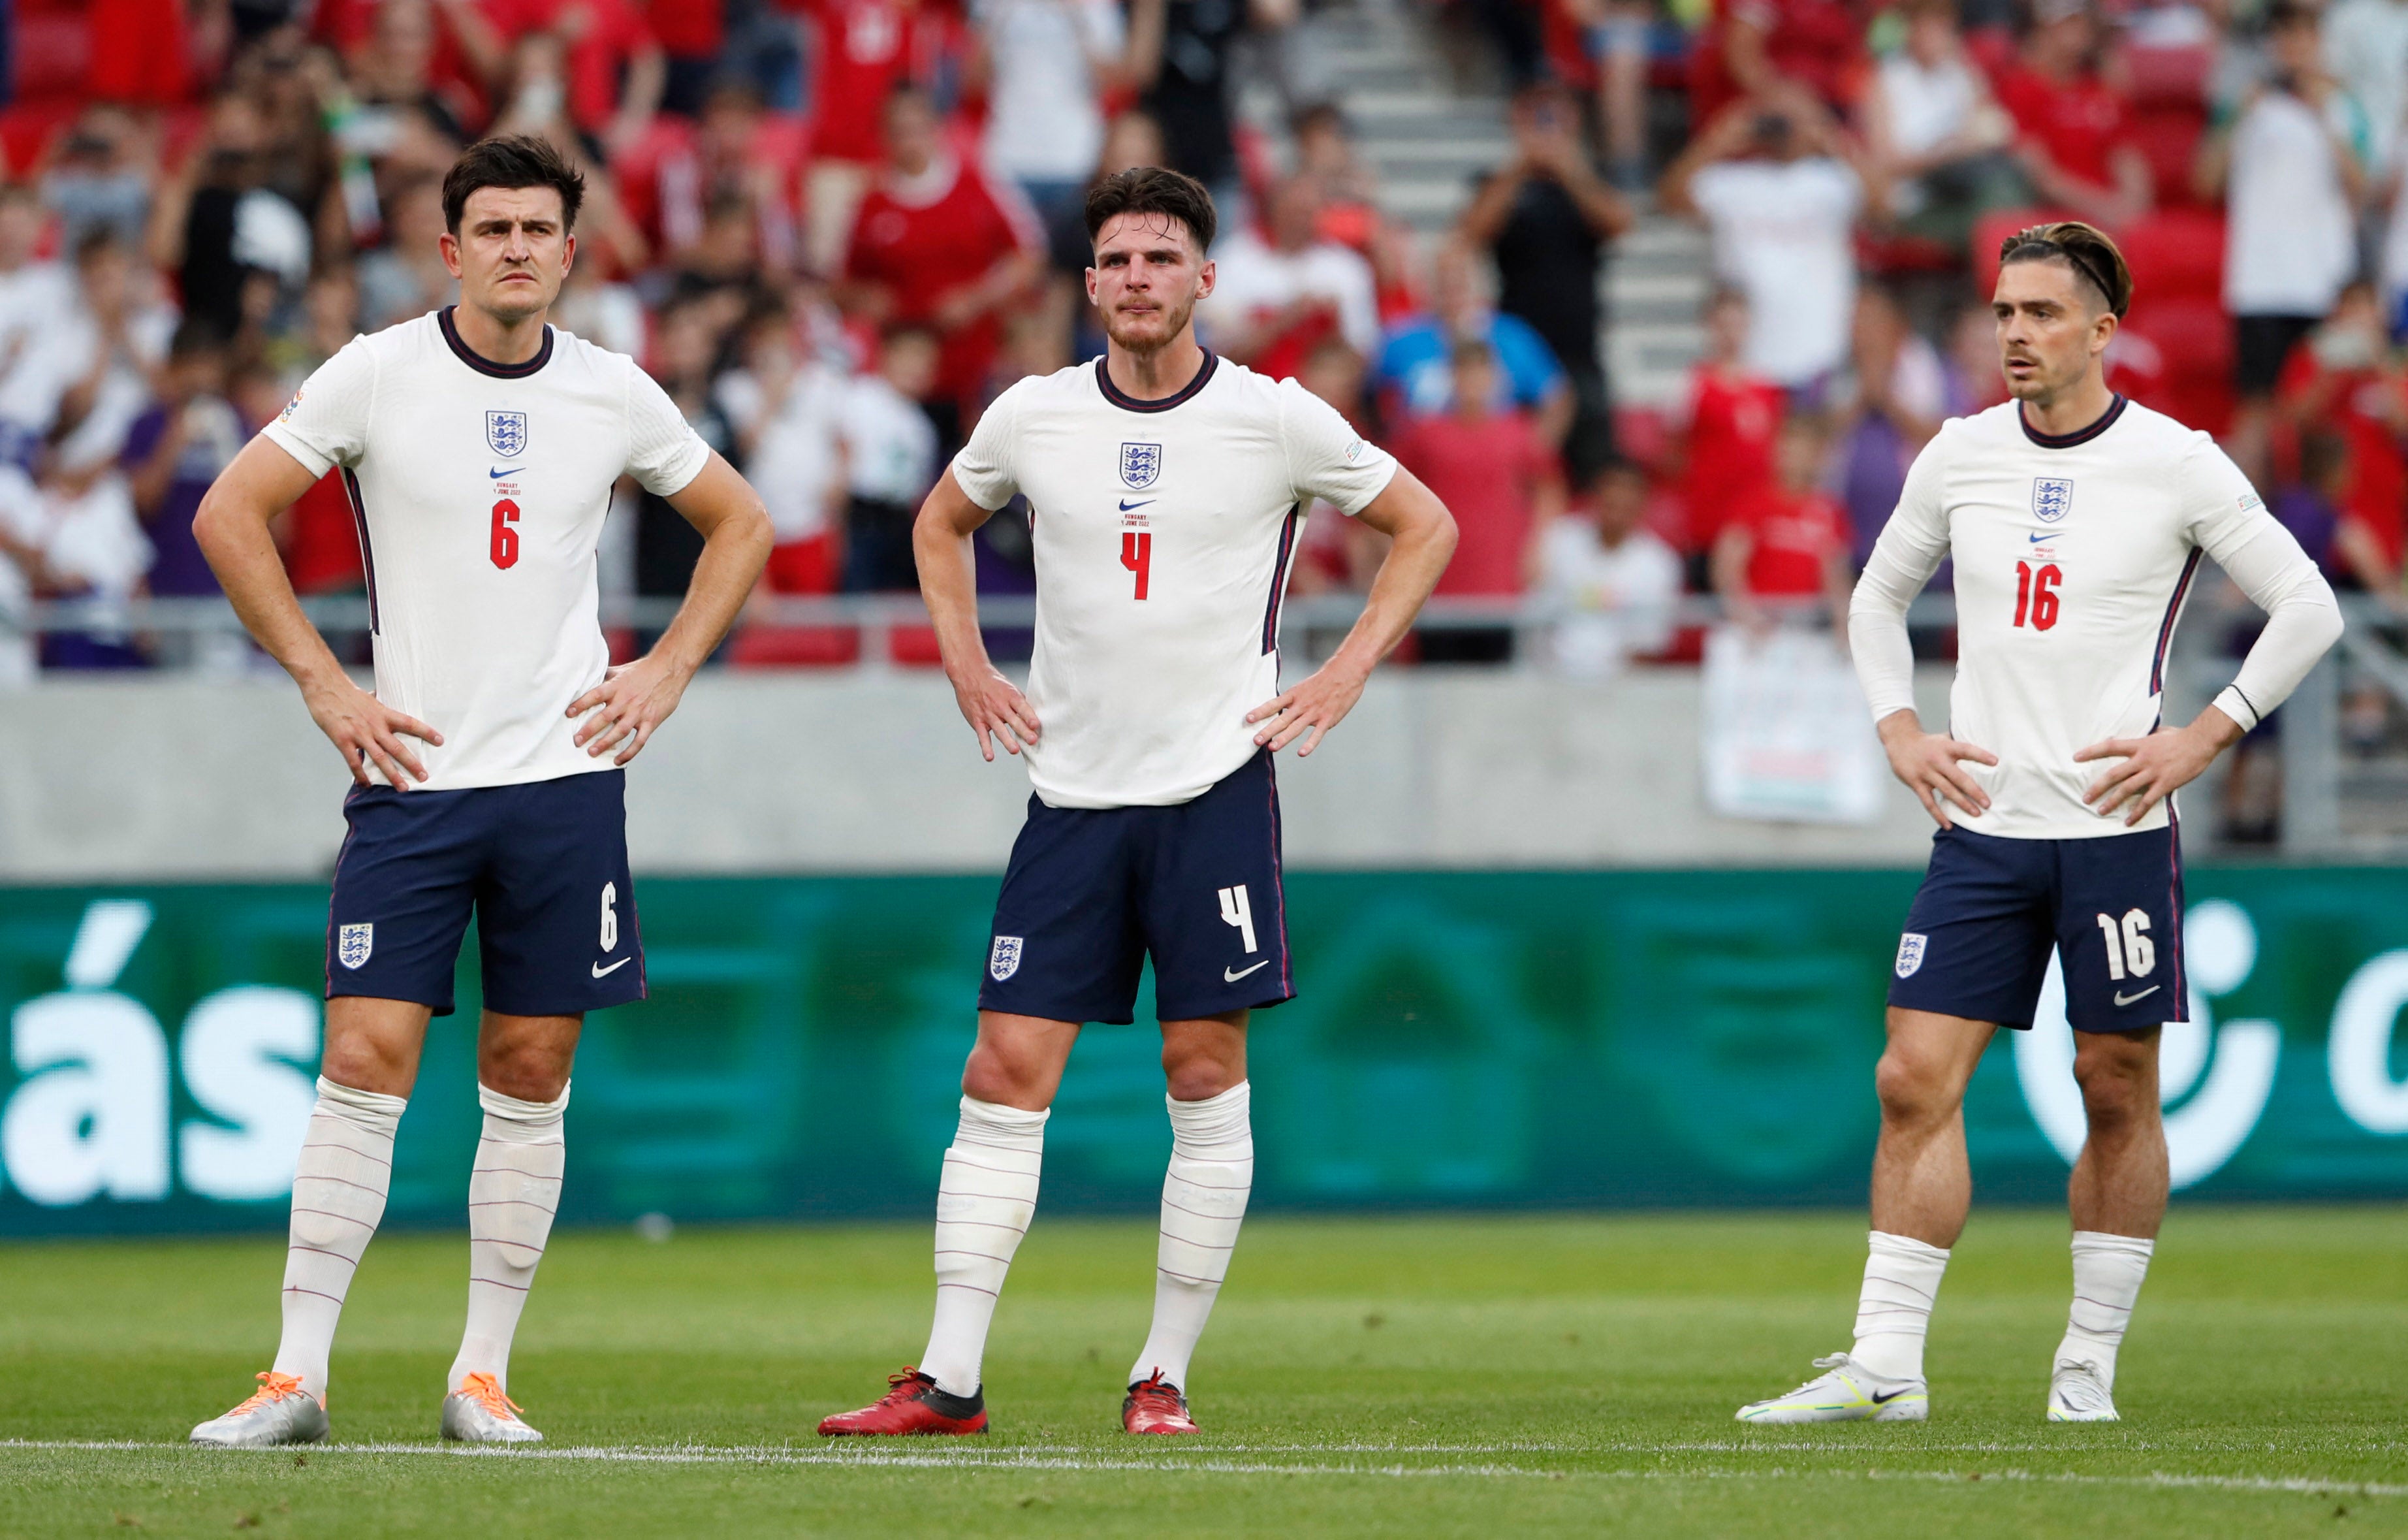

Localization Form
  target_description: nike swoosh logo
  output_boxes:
[1870,1388,1912,1404]
[1118,498,1154,511]
[491,467,521,479]
[1224,960,1269,982]
[592,958,631,978]
[2029,531,2053,543]
[2113,985,2160,1006]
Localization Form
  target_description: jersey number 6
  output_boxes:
[1121,530,1152,600]
[2012,560,2061,630]
[491,498,521,570]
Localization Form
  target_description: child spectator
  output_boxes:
[1711,411,1852,641]
[1668,286,1783,558]
[1536,458,1684,678]
[1394,336,1567,662]
[839,325,942,592]
[718,308,850,595]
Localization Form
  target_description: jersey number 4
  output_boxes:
[491,498,521,570]
[1121,530,1152,600]
[2012,560,2061,630]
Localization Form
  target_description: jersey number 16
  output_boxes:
[2012,560,2061,630]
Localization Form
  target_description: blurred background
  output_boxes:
[3,0,2408,1238]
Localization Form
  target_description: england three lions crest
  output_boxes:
[486,410,530,459]
[989,935,1023,982]
[1894,932,1927,979]
[338,923,374,971]
[1119,441,1161,489]
[2032,476,2074,523]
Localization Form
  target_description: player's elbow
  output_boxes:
[189,481,255,568]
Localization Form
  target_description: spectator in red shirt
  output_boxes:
[1670,286,1784,557]
[838,86,1043,428]
[2276,285,2408,593]
[1711,410,1852,640]
[650,0,729,114]
[1994,0,2150,229]
[1395,336,1567,662]
[1690,0,1869,129]
[479,0,667,156]
[797,0,958,273]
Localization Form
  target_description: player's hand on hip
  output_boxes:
[568,654,690,767]
[302,671,442,791]
[2075,724,2217,827]
[1878,716,1997,830]
[1247,660,1369,756]
[955,667,1040,761]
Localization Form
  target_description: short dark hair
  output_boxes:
[441,135,586,234]
[1999,219,2132,317]
[1085,167,1216,255]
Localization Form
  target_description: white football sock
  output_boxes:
[2055,1230,2155,1389]
[1128,1082,1254,1393]
[1850,1230,1950,1383]
[446,1082,568,1396]
[920,1096,1047,1398]
[272,1076,405,1402]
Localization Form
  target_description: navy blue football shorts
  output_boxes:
[1888,821,2187,1035]
[325,768,644,1018]
[979,748,1293,1025]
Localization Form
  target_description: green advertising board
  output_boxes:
[3,868,2407,1237]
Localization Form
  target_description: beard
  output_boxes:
[1102,288,1197,354]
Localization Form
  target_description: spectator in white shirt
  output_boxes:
[1862,0,2020,248]
[2323,0,2408,176]
[840,324,943,592]
[974,0,1130,226]
[1662,89,1866,391]
[716,309,850,594]
[1538,458,1683,678]
[1199,174,1381,368]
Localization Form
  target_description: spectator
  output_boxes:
[1201,174,1380,374]
[482,0,668,158]
[1662,90,1863,393]
[342,0,489,143]
[654,0,734,115]
[43,106,159,255]
[635,300,742,609]
[2323,0,2408,182]
[230,361,363,602]
[2277,287,2408,598]
[1942,297,2009,413]
[2198,1,2369,475]
[1995,0,2151,229]
[0,186,78,472]
[718,308,850,593]
[1287,336,1382,597]
[972,0,1131,230]
[122,323,247,670]
[616,76,806,273]
[796,0,957,274]
[837,86,1044,433]
[1833,284,1946,569]
[1047,110,1169,360]
[355,172,456,329]
[1688,0,1867,127]
[148,91,316,344]
[1536,457,1683,678]
[1290,103,1418,319]
[1666,285,1783,558]
[838,324,942,591]
[1128,0,1298,197]
[1711,411,1853,640]
[1393,336,1567,663]
[1374,240,1570,441]
[1861,0,2021,249]
[1559,0,1660,190]
[1460,80,1634,478]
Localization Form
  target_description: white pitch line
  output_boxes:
[4,1440,2406,1496]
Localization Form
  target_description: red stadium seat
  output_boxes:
[12,8,89,100]
[2119,296,2235,436]
[2121,43,2211,109]
[2132,106,2208,208]
[2118,209,2225,302]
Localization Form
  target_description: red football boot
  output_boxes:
[817,1368,989,1436]
[1122,1372,1199,1435]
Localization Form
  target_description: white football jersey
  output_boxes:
[951,353,1398,808]
[1858,396,2317,839]
[264,308,710,791]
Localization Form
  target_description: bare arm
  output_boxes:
[915,468,1043,760]
[565,451,773,764]
[193,436,446,789]
[1458,163,1533,249]
[1245,466,1457,754]
[1126,0,1169,90]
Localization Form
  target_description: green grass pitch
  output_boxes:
[4,1208,2405,1537]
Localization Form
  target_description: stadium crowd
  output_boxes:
[0,0,2403,697]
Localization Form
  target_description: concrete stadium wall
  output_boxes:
[0,667,1956,882]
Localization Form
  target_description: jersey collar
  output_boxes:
[1096,350,1217,413]
[2018,393,2125,449]
[439,306,555,379]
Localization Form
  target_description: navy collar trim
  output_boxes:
[439,306,554,379]
[1097,351,1216,413]
[2019,393,2125,448]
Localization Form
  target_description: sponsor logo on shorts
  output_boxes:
[485,410,530,458]
[2032,476,2074,523]
[1118,441,1161,489]
[1894,932,1927,979]
[337,923,373,970]
[989,935,1023,982]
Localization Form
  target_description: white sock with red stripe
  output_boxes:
[272,1076,405,1402]
[1128,1082,1254,1394]
[446,1082,569,1396]
[1850,1230,1950,1382]
[921,1096,1047,1398]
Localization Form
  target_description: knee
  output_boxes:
[2075,1040,2159,1131]
[479,1040,571,1104]
[961,1041,1051,1111]
[1873,1048,1961,1129]
[1160,1042,1243,1104]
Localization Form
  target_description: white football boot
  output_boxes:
[441,1372,545,1445]
[2046,1359,2120,1422]
[190,1372,329,1447]
[1735,1353,1929,1423]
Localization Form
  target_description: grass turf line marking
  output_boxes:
[5,1441,2405,1497]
